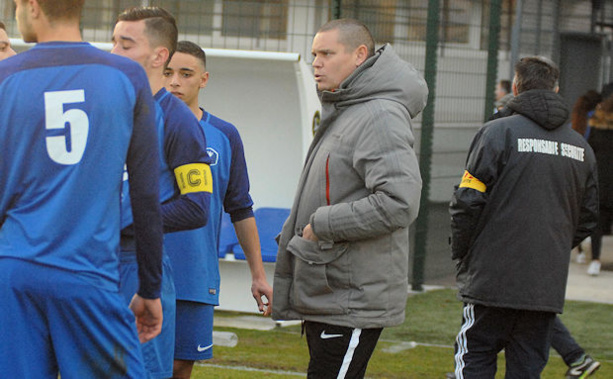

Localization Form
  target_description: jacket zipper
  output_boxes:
[325,155,331,206]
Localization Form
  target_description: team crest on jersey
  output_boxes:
[207,147,219,166]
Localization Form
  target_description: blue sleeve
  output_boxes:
[219,121,254,223]
[126,74,163,299]
[162,192,210,233]
[161,100,212,232]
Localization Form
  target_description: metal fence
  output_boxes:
[2,0,613,285]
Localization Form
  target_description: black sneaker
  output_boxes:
[565,355,601,378]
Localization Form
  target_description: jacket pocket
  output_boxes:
[286,235,349,315]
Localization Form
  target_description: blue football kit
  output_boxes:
[119,90,212,378]
[0,42,163,378]
[166,109,254,360]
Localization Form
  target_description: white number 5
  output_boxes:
[44,90,89,165]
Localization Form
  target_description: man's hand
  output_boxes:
[129,294,163,343]
[251,277,273,316]
[302,224,319,241]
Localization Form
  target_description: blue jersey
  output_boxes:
[121,88,211,233]
[166,110,254,304]
[0,42,163,296]
[117,90,210,378]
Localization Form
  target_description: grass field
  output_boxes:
[190,289,612,378]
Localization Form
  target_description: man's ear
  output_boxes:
[200,71,209,89]
[152,46,169,69]
[30,0,42,19]
[512,80,519,96]
[554,85,560,94]
[355,44,369,67]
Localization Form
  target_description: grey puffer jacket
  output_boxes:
[272,44,428,328]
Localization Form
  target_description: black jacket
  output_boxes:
[450,90,599,313]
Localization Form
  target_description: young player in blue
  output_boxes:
[0,0,164,377]
[112,8,212,379]
[164,40,273,378]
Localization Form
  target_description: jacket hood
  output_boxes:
[318,44,428,119]
[507,89,569,130]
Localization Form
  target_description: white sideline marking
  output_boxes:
[381,341,418,353]
[379,338,454,350]
[196,362,307,377]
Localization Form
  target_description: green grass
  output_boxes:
[191,289,612,378]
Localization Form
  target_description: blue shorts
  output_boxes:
[0,258,146,378]
[174,301,215,361]
[119,252,176,379]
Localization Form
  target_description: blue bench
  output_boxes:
[233,207,290,263]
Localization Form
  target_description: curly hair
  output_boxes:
[571,90,602,135]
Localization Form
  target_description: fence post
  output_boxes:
[332,0,342,19]
[484,0,503,122]
[509,0,523,80]
[411,0,440,292]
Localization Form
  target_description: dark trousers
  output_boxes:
[590,204,613,260]
[454,303,555,379]
[304,320,382,379]
[551,316,585,366]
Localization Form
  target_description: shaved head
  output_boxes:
[317,18,375,57]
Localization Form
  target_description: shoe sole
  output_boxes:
[567,360,601,378]
[580,361,601,378]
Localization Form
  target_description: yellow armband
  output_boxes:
[459,170,486,193]
[174,163,213,194]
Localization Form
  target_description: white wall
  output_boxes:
[199,49,319,209]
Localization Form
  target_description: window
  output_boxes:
[407,0,473,44]
[222,0,289,40]
[481,0,515,50]
[81,0,214,36]
[153,0,214,35]
[81,0,116,31]
[338,0,397,44]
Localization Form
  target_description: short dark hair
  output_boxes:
[0,21,6,31]
[30,0,84,22]
[176,40,206,69]
[318,18,375,57]
[514,56,559,93]
[499,79,511,94]
[117,7,177,63]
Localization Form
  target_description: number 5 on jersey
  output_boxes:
[44,90,89,165]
